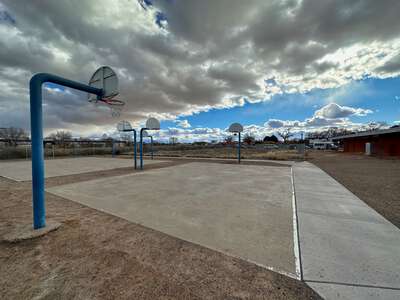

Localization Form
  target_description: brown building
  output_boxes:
[332,127,400,157]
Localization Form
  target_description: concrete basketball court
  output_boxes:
[47,162,297,276]
[0,157,166,181]
[45,160,400,299]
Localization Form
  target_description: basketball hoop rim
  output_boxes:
[103,98,125,106]
[91,96,125,106]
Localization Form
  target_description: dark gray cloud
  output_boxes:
[375,54,400,73]
[0,0,399,136]
[266,119,286,129]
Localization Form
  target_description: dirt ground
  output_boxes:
[307,151,400,229]
[0,159,320,300]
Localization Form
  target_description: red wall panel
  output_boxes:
[342,133,400,156]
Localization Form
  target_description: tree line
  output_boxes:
[1,121,394,147]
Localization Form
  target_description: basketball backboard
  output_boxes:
[145,118,160,130]
[117,120,132,132]
[228,123,243,133]
[88,66,119,101]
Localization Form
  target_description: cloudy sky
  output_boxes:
[1,0,400,142]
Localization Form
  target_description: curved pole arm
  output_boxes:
[30,73,103,98]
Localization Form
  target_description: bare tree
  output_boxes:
[120,132,132,143]
[366,121,388,131]
[47,130,72,147]
[169,137,178,145]
[306,127,354,140]
[224,136,233,144]
[276,127,294,143]
[243,134,255,145]
[0,127,28,146]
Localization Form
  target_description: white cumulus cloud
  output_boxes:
[314,103,372,119]
[175,119,191,128]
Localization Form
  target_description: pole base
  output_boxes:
[1,221,61,243]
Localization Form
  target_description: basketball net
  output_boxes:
[89,95,125,118]
[110,105,123,117]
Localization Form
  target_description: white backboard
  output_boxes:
[145,118,160,130]
[117,120,132,132]
[88,66,119,101]
[228,123,243,133]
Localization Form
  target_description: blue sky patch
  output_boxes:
[0,10,16,25]
[167,76,400,130]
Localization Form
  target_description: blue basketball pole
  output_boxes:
[238,132,241,164]
[139,128,147,170]
[150,136,153,160]
[133,130,137,169]
[30,73,103,229]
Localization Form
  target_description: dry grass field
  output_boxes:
[153,147,305,161]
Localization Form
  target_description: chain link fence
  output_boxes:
[0,141,133,160]
[147,142,306,160]
[0,141,306,161]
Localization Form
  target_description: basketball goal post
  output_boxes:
[140,118,160,170]
[117,120,137,169]
[29,66,122,229]
[228,123,243,164]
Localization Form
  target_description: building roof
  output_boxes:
[332,126,400,140]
